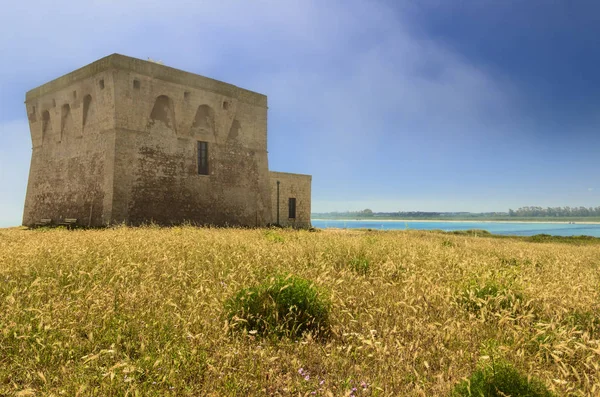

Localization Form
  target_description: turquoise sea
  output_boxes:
[311,219,600,237]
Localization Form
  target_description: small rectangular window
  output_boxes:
[288,198,296,219]
[133,79,141,89]
[99,79,105,89]
[197,141,209,175]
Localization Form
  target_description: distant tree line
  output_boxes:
[508,206,600,217]
[313,207,600,219]
[312,210,507,218]
[313,209,443,218]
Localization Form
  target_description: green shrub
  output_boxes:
[565,310,600,337]
[264,230,285,243]
[458,282,524,315]
[451,359,554,397]
[349,256,370,275]
[526,329,558,362]
[499,257,519,266]
[224,274,331,338]
[526,234,600,245]
[451,229,492,237]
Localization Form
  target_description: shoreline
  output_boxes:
[311,219,600,225]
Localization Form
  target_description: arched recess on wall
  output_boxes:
[228,119,241,141]
[148,95,176,133]
[28,106,37,122]
[191,104,215,135]
[61,104,73,140]
[82,94,95,130]
[42,110,51,140]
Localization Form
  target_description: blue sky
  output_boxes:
[1,0,599,226]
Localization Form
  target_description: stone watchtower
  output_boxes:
[23,54,311,227]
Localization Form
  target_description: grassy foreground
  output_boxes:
[0,226,599,396]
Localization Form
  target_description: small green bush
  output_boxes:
[264,230,285,243]
[451,360,554,397]
[458,282,523,315]
[224,274,331,338]
[451,229,492,237]
[499,257,519,267]
[526,330,558,362]
[526,234,600,245]
[349,256,370,275]
[565,310,600,337]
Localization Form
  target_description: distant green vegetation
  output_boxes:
[449,229,492,236]
[509,205,600,217]
[312,209,600,222]
[441,229,600,245]
[524,233,600,244]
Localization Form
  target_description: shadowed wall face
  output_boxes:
[23,54,311,228]
[23,70,116,227]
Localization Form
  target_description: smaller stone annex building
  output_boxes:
[23,54,311,228]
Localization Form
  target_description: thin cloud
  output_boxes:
[1,0,566,217]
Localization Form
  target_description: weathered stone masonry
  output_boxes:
[23,54,311,228]
[269,171,311,228]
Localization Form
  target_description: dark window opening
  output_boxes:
[197,141,209,175]
[222,101,229,110]
[99,79,105,89]
[52,99,56,107]
[288,198,296,219]
[133,79,141,89]
[184,91,191,100]
[73,90,77,99]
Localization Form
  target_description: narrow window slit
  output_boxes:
[288,198,296,219]
[197,141,209,175]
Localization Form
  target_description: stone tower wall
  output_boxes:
[23,54,311,228]
[108,59,272,226]
[23,66,117,226]
[269,171,312,228]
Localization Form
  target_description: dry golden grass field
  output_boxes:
[0,226,599,396]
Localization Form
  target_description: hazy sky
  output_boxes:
[1,0,599,226]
